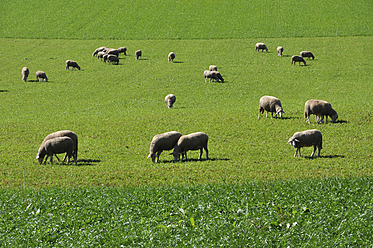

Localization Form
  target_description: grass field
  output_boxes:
[0,0,372,246]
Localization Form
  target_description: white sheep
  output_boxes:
[255,43,268,52]
[148,131,182,162]
[304,99,338,124]
[209,65,217,71]
[277,46,283,56]
[291,55,306,66]
[172,132,209,162]
[65,60,81,70]
[135,50,142,60]
[300,51,315,60]
[40,130,78,162]
[168,52,175,62]
[107,49,120,57]
[165,94,176,108]
[36,136,77,165]
[97,51,106,61]
[118,47,127,56]
[258,96,284,119]
[92,47,107,57]
[22,67,29,82]
[204,70,224,83]
[36,71,48,82]
[287,129,322,157]
[107,55,119,65]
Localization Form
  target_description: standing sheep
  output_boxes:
[300,51,315,60]
[135,50,142,60]
[118,47,127,56]
[22,67,29,82]
[204,70,224,83]
[277,46,283,56]
[107,55,119,65]
[103,54,109,63]
[291,55,306,66]
[41,130,78,162]
[304,99,338,124]
[97,51,106,61]
[172,132,209,162]
[36,136,77,165]
[209,65,217,71]
[165,94,176,108]
[168,52,175,62]
[36,71,48,82]
[92,47,107,57]
[107,49,120,57]
[65,60,81,70]
[148,131,182,163]
[287,129,322,157]
[255,43,268,52]
[258,96,284,119]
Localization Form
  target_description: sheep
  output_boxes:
[40,130,78,162]
[277,46,283,56]
[209,65,217,71]
[22,67,29,82]
[92,47,107,57]
[118,47,127,56]
[300,51,315,60]
[291,55,306,66]
[255,43,268,52]
[148,131,182,163]
[287,129,322,157]
[135,50,142,60]
[258,96,284,119]
[65,60,81,70]
[168,52,175,62]
[36,71,48,82]
[107,49,120,57]
[36,136,77,165]
[172,132,209,162]
[165,94,176,108]
[97,51,106,61]
[304,99,338,124]
[103,54,109,63]
[204,70,224,83]
[107,55,119,65]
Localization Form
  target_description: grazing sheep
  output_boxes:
[107,55,119,65]
[204,70,224,83]
[97,51,106,61]
[291,55,306,66]
[277,46,283,56]
[255,43,268,52]
[300,51,315,60]
[172,132,209,162]
[65,60,81,70]
[36,71,48,82]
[135,50,142,60]
[103,54,109,63]
[258,96,284,119]
[209,65,217,71]
[304,99,338,124]
[118,47,127,56]
[168,52,175,62]
[36,136,77,165]
[107,49,120,57]
[165,94,176,108]
[287,129,322,157]
[92,47,107,57]
[41,130,78,162]
[148,131,182,163]
[22,67,29,82]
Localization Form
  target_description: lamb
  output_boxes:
[40,130,78,162]
[22,67,29,82]
[107,49,120,57]
[304,99,338,124]
[135,50,142,60]
[92,47,107,57]
[165,94,176,108]
[107,55,119,65]
[168,52,175,62]
[209,65,217,71]
[118,47,127,56]
[258,96,284,119]
[300,51,315,60]
[36,71,48,82]
[255,43,268,52]
[97,51,106,61]
[291,55,306,66]
[172,132,209,162]
[36,136,77,165]
[277,46,283,56]
[65,60,81,70]
[287,129,322,157]
[148,131,182,163]
[204,70,224,83]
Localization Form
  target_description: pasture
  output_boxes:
[0,0,372,246]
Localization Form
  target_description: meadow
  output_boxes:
[0,0,372,246]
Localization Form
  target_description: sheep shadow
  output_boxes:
[75,159,101,166]
[304,155,345,159]
[282,55,292,58]
[173,61,184,64]
[335,120,348,124]
[281,116,301,120]
[0,90,8,93]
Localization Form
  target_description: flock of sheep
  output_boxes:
[31,42,336,165]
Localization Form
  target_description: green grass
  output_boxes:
[1,177,372,247]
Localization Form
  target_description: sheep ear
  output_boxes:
[294,139,299,143]
[147,154,151,158]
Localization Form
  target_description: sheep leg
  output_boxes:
[50,155,53,165]
[265,112,268,118]
[317,146,321,157]
[306,118,311,124]
[205,147,209,160]
[62,153,68,162]
[310,145,317,157]
[198,148,203,160]
[156,152,161,163]
[73,154,77,165]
